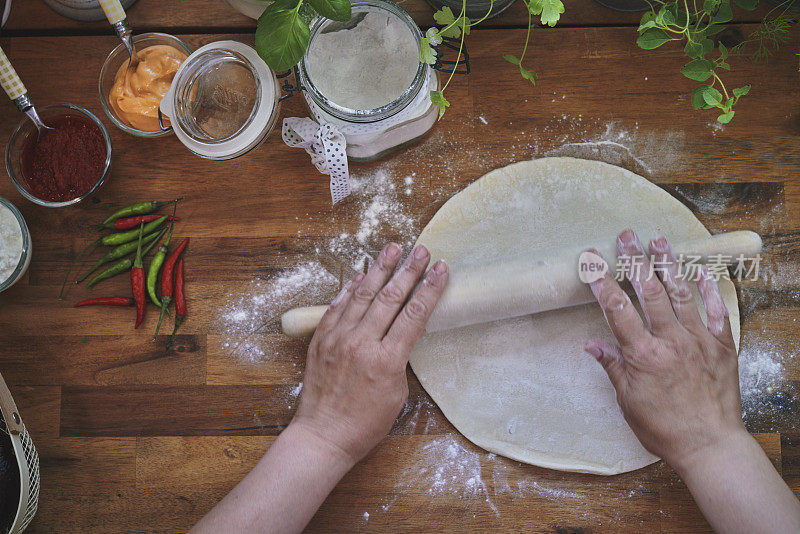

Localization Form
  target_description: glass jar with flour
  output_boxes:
[285,0,439,164]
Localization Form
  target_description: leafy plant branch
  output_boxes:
[421,0,564,119]
[636,0,796,124]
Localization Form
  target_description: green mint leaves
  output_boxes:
[636,28,672,49]
[636,0,765,124]
[255,0,351,72]
[306,0,350,21]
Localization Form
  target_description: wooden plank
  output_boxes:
[58,374,441,436]
[3,0,771,34]
[27,438,138,533]
[0,335,206,386]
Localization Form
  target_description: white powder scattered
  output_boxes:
[479,116,488,124]
[396,435,499,515]
[0,202,23,285]
[305,11,419,110]
[363,512,369,521]
[217,167,421,365]
[289,382,303,399]
[318,168,418,272]
[544,122,684,177]
[217,262,338,363]
[738,334,796,431]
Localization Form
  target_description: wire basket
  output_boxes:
[0,372,39,534]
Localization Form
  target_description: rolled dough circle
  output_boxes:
[409,157,740,475]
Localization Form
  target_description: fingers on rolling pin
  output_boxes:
[616,229,677,333]
[342,243,403,325]
[649,236,704,331]
[281,230,763,339]
[316,273,364,335]
[696,266,734,346]
[361,245,431,340]
[384,260,449,357]
[587,248,649,349]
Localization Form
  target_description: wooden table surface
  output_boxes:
[0,1,798,532]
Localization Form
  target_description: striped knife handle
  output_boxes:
[0,47,26,101]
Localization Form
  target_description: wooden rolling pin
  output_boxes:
[282,230,762,338]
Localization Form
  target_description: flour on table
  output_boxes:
[394,435,499,515]
[217,262,338,363]
[317,168,419,272]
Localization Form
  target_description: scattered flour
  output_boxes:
[289,382,303,399]
[317,169,419,272]
[394,435,499,515]
[217,262,338,363]
[738,334,797,431]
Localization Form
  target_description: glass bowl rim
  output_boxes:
[98,32,194,138]
[5,102,113,208]
[0,195,31,293]
[298,0,426,123]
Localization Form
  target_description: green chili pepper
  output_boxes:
[147,204,178,307]
[86,228,166,288]
[99,216,168,247]
[76,230,164,283]
[100,198,182,227]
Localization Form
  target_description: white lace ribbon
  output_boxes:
[282,117,351,204]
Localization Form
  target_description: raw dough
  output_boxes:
[409,157,740,475]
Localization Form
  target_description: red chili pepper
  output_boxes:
[110,214,179,231]
[74,297,134,307]
[167,259,186,350]
[130,224,147,329]
[153,236,189,340]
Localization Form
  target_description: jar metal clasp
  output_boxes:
[432,37,470,75]
[277,68,302,102]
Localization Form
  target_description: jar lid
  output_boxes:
[160,40,279,160]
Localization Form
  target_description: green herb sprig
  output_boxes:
[636,0,796,124]
[731,2,798,63]
[421,0,564,119]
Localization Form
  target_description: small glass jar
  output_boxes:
[0,196,31,293]
[296,0,439,162]
[99,33,194,138]
[159,40,281,160]
[6,103,113,208]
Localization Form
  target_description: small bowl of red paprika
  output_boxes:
[5,103,112,208]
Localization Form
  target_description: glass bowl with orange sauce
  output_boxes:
[99,33,193,137]
[5,103,112,208]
